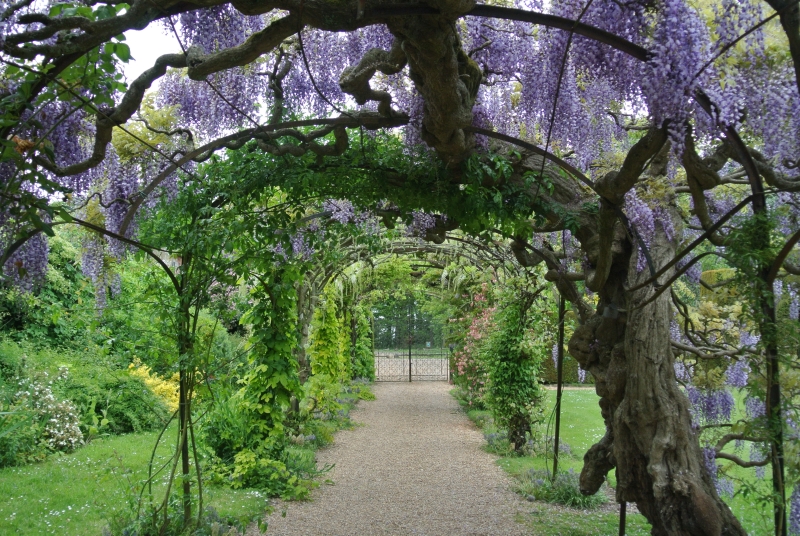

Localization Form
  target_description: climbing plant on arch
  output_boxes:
[2,0,800,534]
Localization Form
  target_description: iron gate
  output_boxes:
[374,351,450,382]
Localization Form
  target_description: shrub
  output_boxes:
[356,386,376,401]
[350,308,375,381]
[0,340,24,381]
[482,296,545,451]
[516,468,607,509]
[1,370,83,467]
[483,430,513,455]
[108,497,256,536]
[296,418,336,447]
[229,448,313,499]
[61,369,171,435]
[0,406,47,467]
[540,351,594,385]
[523,433,575,458]
[198,390,260,463]
[301,373,343,420]
[308,286,350,382]
[127,358,179,412]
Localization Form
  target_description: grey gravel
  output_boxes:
[261,381,528,535]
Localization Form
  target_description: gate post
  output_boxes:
[408,335,412,382]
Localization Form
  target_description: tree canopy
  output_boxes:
[2,0,800,534]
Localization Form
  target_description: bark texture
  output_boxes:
[568,212,746,536]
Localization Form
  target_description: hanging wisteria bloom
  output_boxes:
[676,254,702,284]
[687,386,734,425]
[322,199,355,224]
[2,231,48,291]
[640,0,711,154]
[789,288,799,321]
[790,485,800,536]
[674,361,692,383]
[406,211,437,238]
[774,280,784,303]
[744,396,766,420]
[624,189,655,273]
[725,359,749,389]
[289,232,314,261]
[702,446,734,498]
[739,330,760,349]
[749,442,767,480]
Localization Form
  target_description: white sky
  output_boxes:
[122,24,181,82]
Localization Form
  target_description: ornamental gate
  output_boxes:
[374,351,450,382]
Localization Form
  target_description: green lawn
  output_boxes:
[495,388,779,536]
[0,429,268,535]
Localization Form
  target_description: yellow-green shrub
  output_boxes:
[128,358,179,412]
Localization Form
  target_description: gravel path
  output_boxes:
[262,382,528,535]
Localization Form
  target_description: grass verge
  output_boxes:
[0,381,376,535]
[0,427,269,535]
[456,387,655,535]
[457,387,785,536]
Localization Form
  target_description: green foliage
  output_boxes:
[239,268,302,445]
[110,500,254,536]
[516,468,607,509]
[539,351,594,385]
[308,285,350,382]
[0,340,24,380]
[356,385,376,401]
[61,370,170,435]
[301,373,342,420]
[198,387,317,501]
[0,338,171,467]
[199,389,259,464]
[482,290,546,449]
[350,306,375,381]
[112,95,181,161]
[0,425,270,535]
[228,449,312,499]
[0,404,46,467]
[0,230,95,347]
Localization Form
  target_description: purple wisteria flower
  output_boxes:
[623,189,655,273]
[290,232,314,261]
[640,0,711,155]
[788,417,800,441]
[717,478,735,499]
[775,280,784,303]
[271,243,287,261]
[687,387,734,425]
[702,446,734,498]
[745,397,766,419]
[674,361,692,383]
[322,199,355,224]
[2,231,48,291]
[790,485,800,536]
[750,443,766,480]
[703,446,718,480]
[676,254,702,284]
[406,211,438,238]
[670,320,683,343]
[740,330,760,349]
[725,359,749,389]
[789,288,799,321]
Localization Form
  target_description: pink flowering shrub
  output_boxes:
[452,289,496,408]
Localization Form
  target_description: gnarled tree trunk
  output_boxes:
[569,213,745,536]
